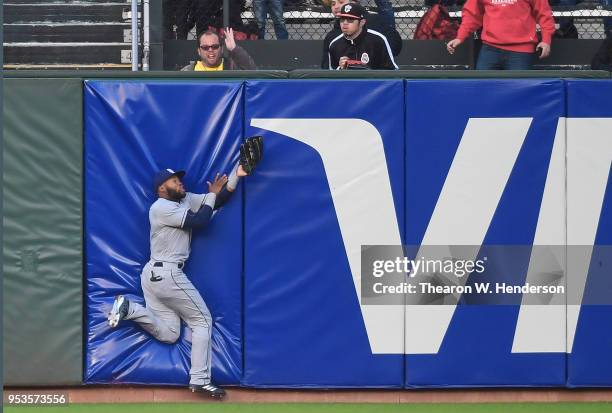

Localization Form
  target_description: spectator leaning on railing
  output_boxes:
[182,29,257,71]
[447,0,556,70]
[321,0,401,69]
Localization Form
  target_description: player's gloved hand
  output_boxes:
[239,136,264,175]
[237,164,249,177]
[207,173,228,194]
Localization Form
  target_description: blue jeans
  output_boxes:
[476,44,535,70]
[374,0,396,29]
[254,0,289,39]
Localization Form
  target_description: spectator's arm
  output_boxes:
[532,0,555,45]
[329,49,338,70]
[383,27,402,56]
[456,0,484,41]
[181,62,195,71]
[321,30,341,69]
[365,12,402,55]
[379,37,399,70]
[230,46,257,70]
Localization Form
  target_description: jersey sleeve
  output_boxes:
[185,192,207,212]
[378,37,398,70]
[321,31,334,69]
[151,201,190,229]
[328,36,343,70]
[369,30,398,70]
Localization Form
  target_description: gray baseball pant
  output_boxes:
[125,261,213,386]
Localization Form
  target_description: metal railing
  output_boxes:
[162,0,612,41]
[132,0,139,70]
[131,0,151,71]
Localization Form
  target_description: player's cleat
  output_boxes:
[189,383,226,399]
[108,295,129,328]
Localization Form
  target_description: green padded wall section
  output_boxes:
[3,79,83,385]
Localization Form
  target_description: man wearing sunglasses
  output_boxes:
[328,3,398,70]
[182,28,256,71]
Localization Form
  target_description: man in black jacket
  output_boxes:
[321,0,401,69]
[328,3,398,70]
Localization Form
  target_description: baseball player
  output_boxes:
[108,137,263,399]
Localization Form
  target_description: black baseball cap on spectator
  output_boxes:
[337,3,366,20]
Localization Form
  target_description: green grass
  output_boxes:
[3,403,612,413]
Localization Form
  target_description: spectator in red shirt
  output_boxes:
[446,0,555,70]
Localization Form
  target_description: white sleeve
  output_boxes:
[185,192,207,212]
[203,193,216,209]
[227,162,240,191]
[151,202,189,228]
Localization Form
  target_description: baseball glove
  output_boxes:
[240,136,264,175]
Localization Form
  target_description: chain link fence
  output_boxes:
[164,0,612,41]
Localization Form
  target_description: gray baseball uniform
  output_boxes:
[108,147,259,394]
[123,191,219,386]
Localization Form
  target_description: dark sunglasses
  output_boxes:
[199,44,221,51]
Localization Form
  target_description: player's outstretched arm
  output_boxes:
[214,136,264,210]
[213,162,246,209]
[184,174,227,228]
[183,205,214,229]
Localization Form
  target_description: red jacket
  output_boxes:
[457,0,555,53]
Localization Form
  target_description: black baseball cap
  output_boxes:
[153,168,185,192]
[337,3,366,19]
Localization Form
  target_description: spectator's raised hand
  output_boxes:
[446,38,463,54]
[536,42,551,59]
[224,27,236,52]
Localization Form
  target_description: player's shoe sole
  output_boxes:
[108,295,128,328]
